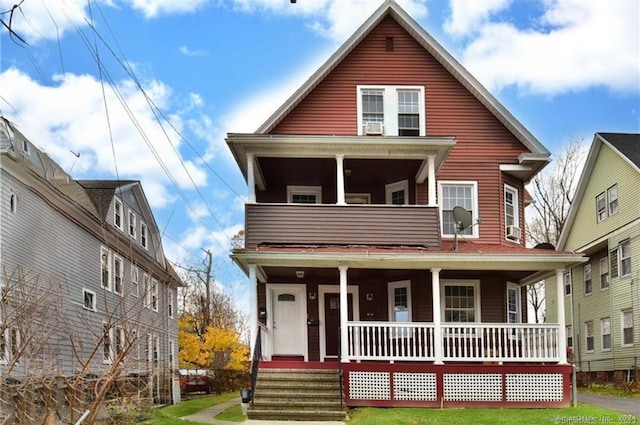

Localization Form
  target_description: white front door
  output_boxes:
[271,286,306,356]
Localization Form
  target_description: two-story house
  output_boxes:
[228,1,584,419]
[546,132,640,384]
[0,117,182,420]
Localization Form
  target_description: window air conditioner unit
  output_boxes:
[506,225,521,240]
[364,122,383,135]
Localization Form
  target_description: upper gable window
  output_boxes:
[504,184,520,242]
[287,186,322,204]
[141,222,149,250]
[438,181,479,238]
[596,193,606,222]
[128,210,136,238]
[357,85,425,136]
[114,198,124,231]
[607,185,618,216]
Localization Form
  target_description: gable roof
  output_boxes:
[557,132,640,250]
[256,0,550,160]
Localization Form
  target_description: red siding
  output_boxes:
[270,16,531,246]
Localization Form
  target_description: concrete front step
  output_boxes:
[247,408,348,422]
[249,367,346,421]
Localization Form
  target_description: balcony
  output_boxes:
[245,203,441,249]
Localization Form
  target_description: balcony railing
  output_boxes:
[245,203,441,248]
[346,322,561,363]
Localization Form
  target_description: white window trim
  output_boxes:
[168,289,175,319]
[601,317,611,352]
[153,335,160,366]
[385,180,409,205]
[83,288,97,311]
[596,192,606,222]
[103,323,113,364]
[585,321,594,353]
[128,209,137,238]
[566,325,573,348]
[438,180,479,238]
[564,270,571,297]
[113,255,124,296]
[584,264,592,296]
[599,257,610,291]
[607,184,618,216]
[141,222,149,250]
[114,198,124,231]
[356,85,426,136]
[387,280,412,323]
[131,266,139,298]
[619,240,632,278]
[169,340,175,369]
[115,326,125,358]
[9,192,17,214]
[143,273,150,308]
[101,247,112,292]
[287,186,322,204]
[621,309,634,347]
[504,184,520,242]
[151,279,159,312]
[506,282,521,324]
[22,139,30,154]
[440,279,481,322]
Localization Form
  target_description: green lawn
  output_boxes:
[348,404,626,425]
[142,392,238,425]
[579,384,640,399]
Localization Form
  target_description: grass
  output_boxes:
[348,404,626,425]
[141,392,238,425]
[215,403,245,422]
[579,384,640,399]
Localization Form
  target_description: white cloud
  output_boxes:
[0,68,210,208]
[178,46,209,57]
[444,0,511,36]
[449,0,640,95]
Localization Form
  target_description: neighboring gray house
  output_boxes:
[546,132,640,382]
[0,117,182,408]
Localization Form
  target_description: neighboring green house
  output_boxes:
[546,132,640,381]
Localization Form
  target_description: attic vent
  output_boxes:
[386,37,394,51]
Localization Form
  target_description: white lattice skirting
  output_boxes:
[444,373,502,401]
[393,372,437,401]
[506,373,564,402]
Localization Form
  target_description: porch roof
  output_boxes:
[231,242,585,284]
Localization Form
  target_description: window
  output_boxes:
[564,271,571,296]
[397,90,420,136]
[600,257,610,290]
[83,288,96,311]
[128,210,136,238]
[168,289,175,319]
[622,309,634,346]
[169,340,175,369]
[287,186,322,204]
[607,185,618,216]
[357,85,425,136]
[146,334,152,363]
[439,181,478,237]
[113,255,123,296]
[22,139,29,154]
[506,284,521,324]
[143,274,150,308]
[385,180,409,205]
[153,336,160,366]
[115,326,125,358]
[141,222,148,249]
[596,192,606,222]
[103,323,112,363]
[601,318,611,351]
[101,247,111,291]
[619,240,631,277]
[151,280,158,312]
[585,321,594,352]
[9,192,16,214]
[566,325,573,348]
[388,280,411,338]
[441,281,480,322]
[346,193,371,204]
[114,198,123,230]
[584,264,592,295]
[131,265,139,297]
[504,185,520,241]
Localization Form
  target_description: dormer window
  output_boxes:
[128,210,136,238]
[357,85,425,136]
[114,198,123,231]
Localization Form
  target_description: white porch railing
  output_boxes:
[347,322,561,363]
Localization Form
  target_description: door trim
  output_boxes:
[266,284,308,361]
[318,284,359,362]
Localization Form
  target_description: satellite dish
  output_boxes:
[534,242,556,250]
[452,206,473,231]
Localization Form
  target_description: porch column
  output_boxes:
[427,154,436,207]
[249,264,258,359]
[247,153,256,203]
[431,268,443,364]
[556,269,568,364]
[339,265,350,362]
[336,154,346,205]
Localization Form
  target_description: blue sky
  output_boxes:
[0,0,638,312]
